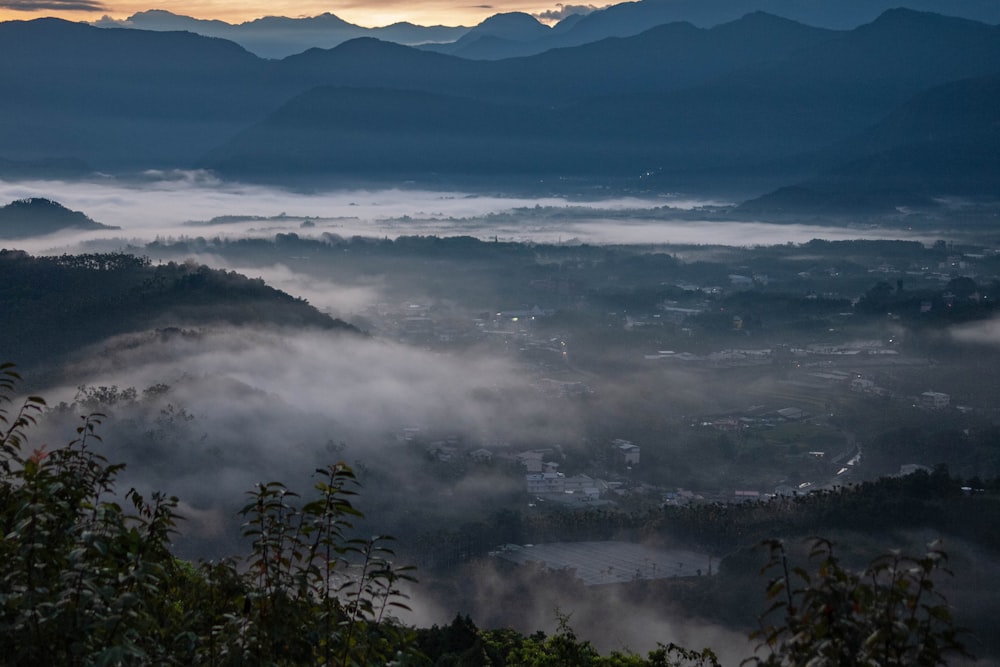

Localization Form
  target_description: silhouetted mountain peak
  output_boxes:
[329,35,410,54]
[872,7,963,25]
[471,12,550,39]
[131,9,226,24]
[0,198,117,238]
[706,10,832,47]
[480,12,546,28]
[728,10,804,28]
[859,7,996,38]
[248,13,354,29]
[2,16,80,35]
[551,13,587,34]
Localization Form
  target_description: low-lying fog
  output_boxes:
[0,174,936,254]
[2,174,973,661]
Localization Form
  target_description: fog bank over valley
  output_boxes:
[4,177,1000,662]
[0,177,941,255]
[3,5,1000,662]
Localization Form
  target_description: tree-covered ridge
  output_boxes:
[0,364,974,666]
[0,198,118,238]
[0,250,359,375]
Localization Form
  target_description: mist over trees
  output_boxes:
[0,249,357,378]
[4,227,1000,659]
[0,363,981,665]
[2,0,1000,658]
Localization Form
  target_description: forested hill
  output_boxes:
[0,250,359,377]
[0,197,118,237]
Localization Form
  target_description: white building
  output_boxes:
[920,391,950,409]
[526,472,564,494]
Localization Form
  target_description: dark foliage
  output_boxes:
[0,250,358,376]
[0,363,414,666]
[0,364,973,665]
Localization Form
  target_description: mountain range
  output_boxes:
[1,6,999,211]
[90,0,1000,60]
[91,10,468,59]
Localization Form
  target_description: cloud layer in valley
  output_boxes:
[34,325,584,541]
[0,177,938,258]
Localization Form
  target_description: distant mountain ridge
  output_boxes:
[739,72,1000,214]
[92,9,470,58]
[199,9,1000,199]
[1,9,998,209]
[0,11,841,171]
[83,0,1000,60]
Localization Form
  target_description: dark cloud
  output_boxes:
[1,0,106,11]
[533,3,606,21]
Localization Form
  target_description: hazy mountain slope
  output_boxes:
[510,13,832,99]
[92,0,1000,62]
[272,38,488,100]
[94,9,469,59]
[0,19,270,169]
[419,12,550,58]
[0,12,832,170]
[372,21,468,47]
[3,9,1000,196]
[733,10,1000,100]
[739,73,1000,214]
[274,13,834,105]
[689,10,1000,144]
[0,20,479,169]
[202,10,1000,193]
[196,87,573,183]
[425,0,1000,59]
[563,0,1000,34]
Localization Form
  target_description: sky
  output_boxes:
[0,0,603,27]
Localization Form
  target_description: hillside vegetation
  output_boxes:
[0,363,978,665]
[0,250,358,378]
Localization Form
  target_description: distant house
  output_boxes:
[526,472,564,494]
[920,391,950,409]
[562,474,600,498]
[612,439,640,466]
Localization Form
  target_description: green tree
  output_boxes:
[746,537,969,667]
[0,363,416,666]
